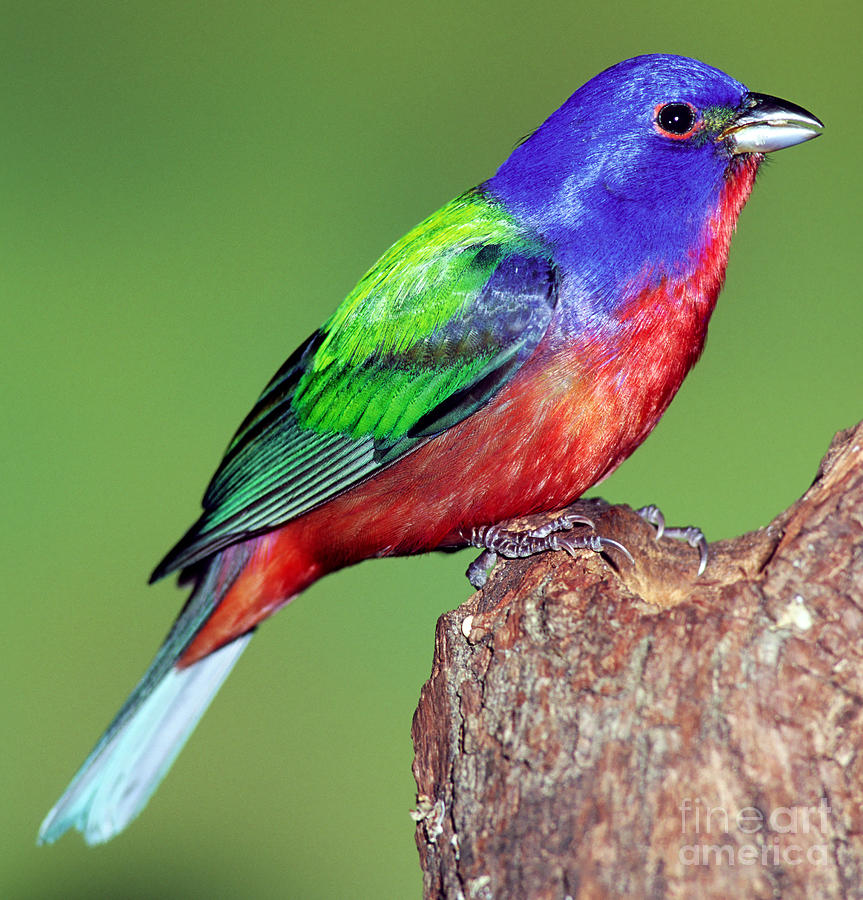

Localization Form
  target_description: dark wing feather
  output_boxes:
[152,212,558,581]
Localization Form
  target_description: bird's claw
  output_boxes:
[555,533,635,566]
[663,526,709,576]
[636,504,666,539]
[636,505,708,575]
[464,510,631,588]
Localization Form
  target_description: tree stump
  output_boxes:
[412,421,863,899]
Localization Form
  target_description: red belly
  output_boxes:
[180,310,703,666]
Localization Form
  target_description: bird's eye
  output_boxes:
[655,102,698,138]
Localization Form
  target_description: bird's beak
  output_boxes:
[721,92,823,154]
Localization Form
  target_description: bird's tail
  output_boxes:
[38,550,252,846]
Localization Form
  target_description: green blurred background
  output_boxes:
[3,0,860,896]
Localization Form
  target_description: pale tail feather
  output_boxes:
[38,634,251,845]
[38,548,254,845]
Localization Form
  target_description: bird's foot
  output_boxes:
[466,549,499,590]
[464,511,633,589]
[637,504,708,575]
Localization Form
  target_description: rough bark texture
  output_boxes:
[412,421,863,900]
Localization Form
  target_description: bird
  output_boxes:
[38,53,822,845]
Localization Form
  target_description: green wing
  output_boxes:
[152,190,558,580]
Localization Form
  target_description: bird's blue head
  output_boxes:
[485,55,821,304]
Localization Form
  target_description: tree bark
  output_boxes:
[412,420,863,900]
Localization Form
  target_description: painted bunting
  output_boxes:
[39,54,822,845]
